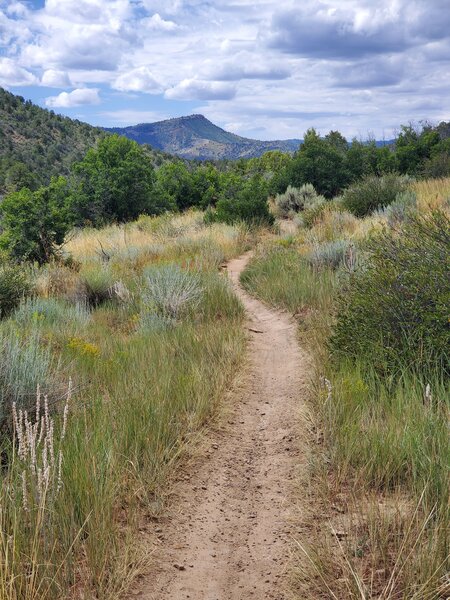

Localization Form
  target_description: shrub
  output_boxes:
[331,211,450,375]
[212,174,274,226]
[0,263,32,318]
[378,189,417,227]
[0,177,72,264]
[213,195,274,226]
[13,297,90,328]
[275,184,325,218]
[0,329,55,424]
[307,239,352,270]
[141,264,203,321]
[342,174,411,217]
[301,202,328,228]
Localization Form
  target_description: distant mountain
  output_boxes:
[105,114,302,160]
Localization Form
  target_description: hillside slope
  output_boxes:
[0,88,105,194]
[106,114,302,160]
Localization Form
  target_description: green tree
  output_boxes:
[71,135,159,225]
[5,162,39,192]
[152,161,197,211]
[288,129,349,198]
[0,177,71,264]
[213,174,273,225]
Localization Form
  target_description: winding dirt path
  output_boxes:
[132,252,310,600]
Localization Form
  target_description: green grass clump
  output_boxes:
[79,262,116,306]
[331,211,450,376]
[13,297,90,328]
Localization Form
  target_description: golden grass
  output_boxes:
[413,177,450,210]
[66,210,248,265]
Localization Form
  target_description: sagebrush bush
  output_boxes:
[13,297,90,328]
[142,264,203,321]
[275,184,325,218]
[0,329,55,424]
[331,211,450,375]
[378,189,417,227]
[307,239,352,270]
[342,174,412,217]
[0,263,32,318]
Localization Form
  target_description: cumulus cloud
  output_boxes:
[266,0,450,59]
[0,57,37,86]
[113,66,162,93]
[266,4,408,59]
[45,88,101,108]
[204,52,290,81]
[41,69,71,87]
[165,79,236,101]
[332,57,405,88]
[144,13,179,31]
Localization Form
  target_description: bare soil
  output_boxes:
[131,252,311,600]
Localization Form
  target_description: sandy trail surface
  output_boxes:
[132,252,310,600]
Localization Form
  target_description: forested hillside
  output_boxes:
[0,88,106,194]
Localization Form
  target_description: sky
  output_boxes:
[0,0,449,140]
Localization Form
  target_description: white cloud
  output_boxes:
[113,66,162,93]
[0,57,37,86]
[144,13,179,31]
[100,109,167,124]
[202,52,290,81]
[165,79,236,100]
[41,69,71,87]
[45,88,101,108]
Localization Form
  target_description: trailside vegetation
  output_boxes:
[240,178,450,599]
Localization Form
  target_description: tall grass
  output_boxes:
[240,245,337,315]
[0,212,247,599]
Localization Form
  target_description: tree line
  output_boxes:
[1,118,449,264]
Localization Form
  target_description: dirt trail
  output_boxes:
[133,252,310,600]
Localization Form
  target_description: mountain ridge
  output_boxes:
[105,114,302,160]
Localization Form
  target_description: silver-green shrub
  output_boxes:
[379,190,417,226]
[307,239,352,270]
[142,264,203,321]
[13,297,90,328]
[275,184,325,217]
[0,329,55,422]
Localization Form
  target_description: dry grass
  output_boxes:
[413,177,450,211]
